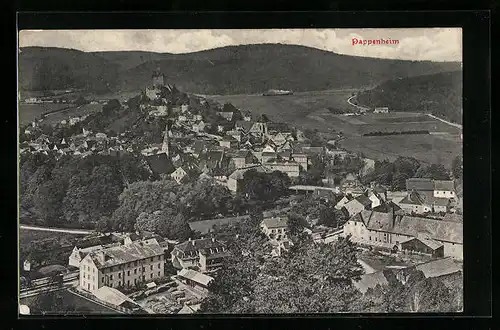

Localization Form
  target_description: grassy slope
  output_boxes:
[20,44,461,95]
[356,70,463,124]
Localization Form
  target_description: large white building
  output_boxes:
[79,238,165,293]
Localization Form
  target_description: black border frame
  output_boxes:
[6,9,492,330]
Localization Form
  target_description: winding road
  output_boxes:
[425,113,462,129]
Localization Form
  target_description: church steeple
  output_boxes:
[161,122,170,156]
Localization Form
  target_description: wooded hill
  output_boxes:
[19,44,461,95]
[356,70,462,124]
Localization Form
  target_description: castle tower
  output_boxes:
[152,67,165,88]
[161,122,170,156]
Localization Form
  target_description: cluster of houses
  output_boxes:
[336,177,462,261]
[134,70,347,189]
[20,127,131,159]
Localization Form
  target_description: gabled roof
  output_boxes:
[399,191,427,206]
[174,238,225,254]
[393,216,463,244]
[434,180,455,191]
[178,268,214,287]
[406,178,434,191]
[88,239,164,269]
[94,286,139,307]
[413,257,462,278]
[228,165,271,180]
[363,210,394,232]
[235,121,254,132]
[355,195,372,207]
[145,153,175,175]
[262,216,289,229]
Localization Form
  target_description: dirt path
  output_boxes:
[20,224,93,235]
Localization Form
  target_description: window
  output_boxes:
[134,279,137,285]
[134,269,137,274]
[150,265,153,271]
[151,257,154,262]
[92,268,95,273]
[150,274,153,279]
[101,277,104,282]
[93,285,95,291]
[110,275,113,280]
[158,272,160,277]
[92,276,94,281]
[118,273,121,278]
[142,267,145,272]
[127,280,130,286]
[158,263,161,269]
[369,237,371,241]
[142,275,145,281]
[127,270,130,276]
[118,281,121,286]
[87,283,90,290]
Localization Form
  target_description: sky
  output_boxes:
[19,28,462,62]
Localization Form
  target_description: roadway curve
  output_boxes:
[347,95,370,112]
[425,113,462,129]
[20,224,94,235]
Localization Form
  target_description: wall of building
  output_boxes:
[434,190,456,198]
[265,163,300,177]
[442,241,463,260]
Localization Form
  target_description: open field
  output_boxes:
[209,91,462,167]
[209,89,358,125]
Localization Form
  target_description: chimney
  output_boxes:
[188,237,191,241]
[212,237,215,243]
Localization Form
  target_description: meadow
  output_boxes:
[209,91,462,167]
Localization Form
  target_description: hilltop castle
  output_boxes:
[145,68,166,100]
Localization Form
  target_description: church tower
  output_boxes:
[161,122,170,156]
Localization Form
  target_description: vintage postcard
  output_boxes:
[18,28,463,315]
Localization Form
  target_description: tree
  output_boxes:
[287,212,308,236]
[95,216,112,233]
[102,99,121,115]
[318,205,337,228]
[200,234,364,313]
[415,164,450,180]
[451,155,463,179]
[32,179,66,226]
[240,170,290,203]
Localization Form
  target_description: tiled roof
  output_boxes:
[363,210,395,232]
[406,178,434,191]
[178,268,214,286]
[174,238,225,254]
[413,257,462,278]
[400,237,443,250]
[94,286,138,307]
[434,180,455,191]
[88,239,164,269]
[393,216,463,244]
[235,121,254,132]
[228,165,270,180]
[355,195,372,207]
[262,216,289,229]
[399,191,427,206]
[145,153,175,175]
